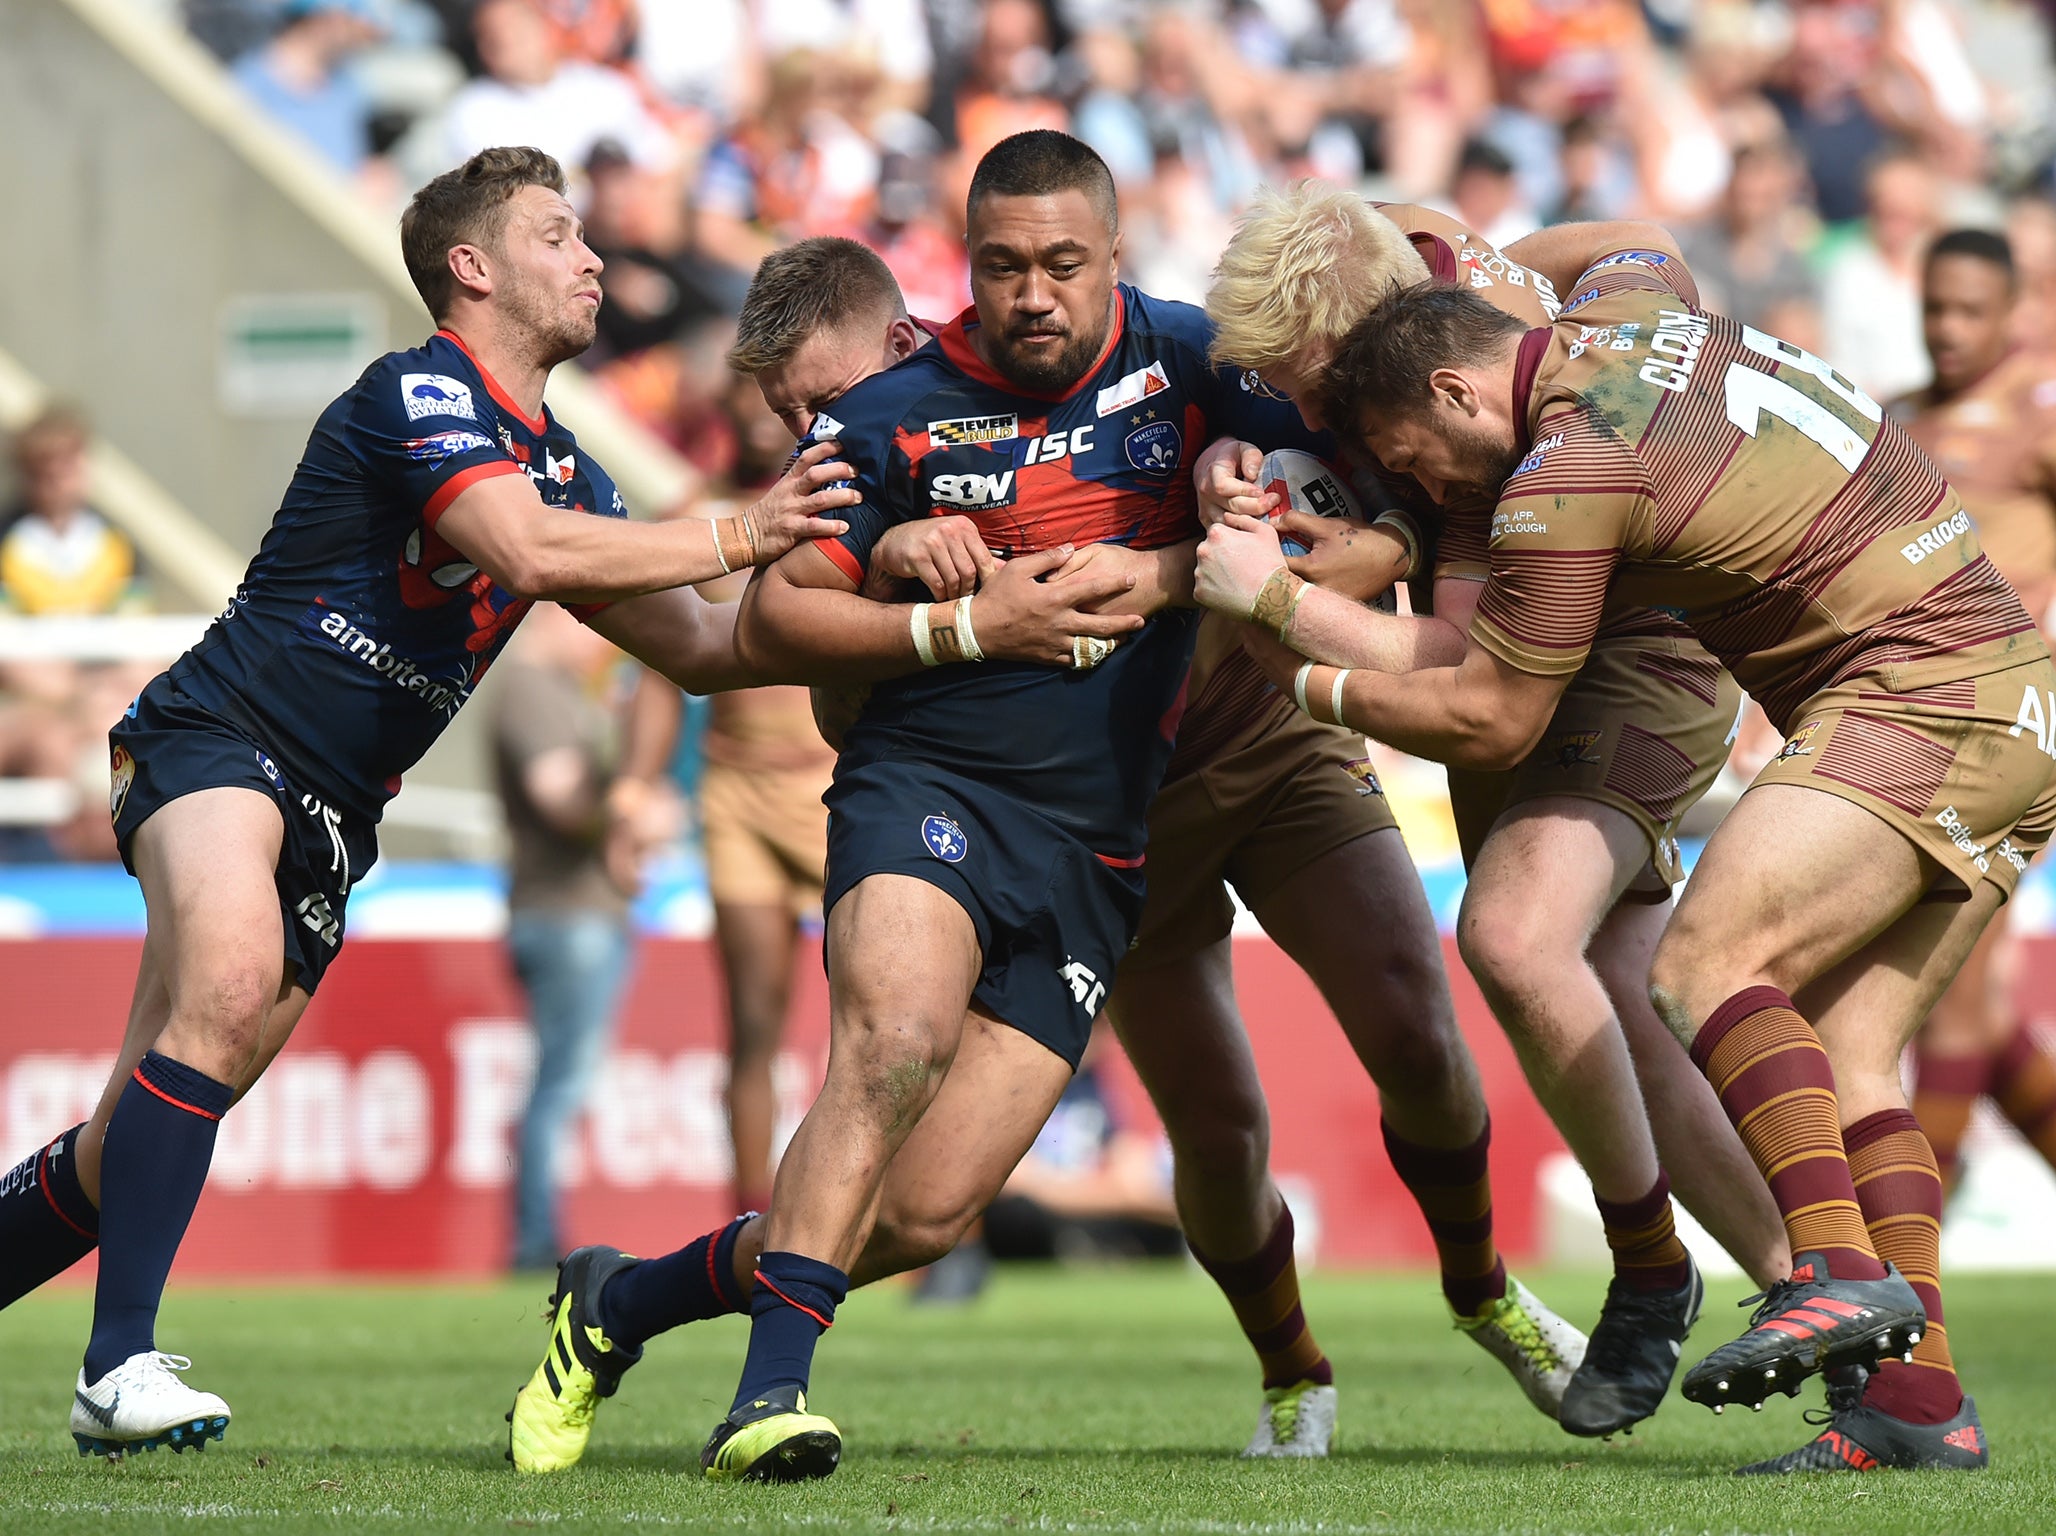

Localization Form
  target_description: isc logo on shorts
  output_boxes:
[921,814,967,863]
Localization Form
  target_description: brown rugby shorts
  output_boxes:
[1448,634,1743,890]
[1127,705,1399,968]
[701,758,832,913]
[1750,658,2056,900]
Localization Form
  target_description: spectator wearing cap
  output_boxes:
[230,0,384,175]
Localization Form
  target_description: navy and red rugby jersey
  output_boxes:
[808,284,1317,859]
[168,329,626,821]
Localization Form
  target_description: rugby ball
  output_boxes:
[1259,448,1398,611]
[1260,448,1361,556]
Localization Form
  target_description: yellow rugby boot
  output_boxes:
[700,1386,842,1482]
[506,1246,643,1474]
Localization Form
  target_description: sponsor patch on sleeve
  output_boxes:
[1095,360,1170,418]
[400,373,476,422]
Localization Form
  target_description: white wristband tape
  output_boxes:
[911,602,938,667]
[955,595,983,662]
[1330,668,1351,726]
[711,517,733,576]
[1293,661,1315,717]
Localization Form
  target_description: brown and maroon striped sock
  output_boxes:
[1189,1206,1333,1391]
[1991,1022,2056,1172]
[1689,986,1885,1281]
[1382,1119,1507,1317]
[1910,1048,1990,1192]
[1845,1108,1963,1425]
[1592,1171,1694,1293]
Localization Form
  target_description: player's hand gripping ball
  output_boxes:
[1259,448,1399,614]
[1258,449,1361,558]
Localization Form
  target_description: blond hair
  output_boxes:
[1206,182,1431,371]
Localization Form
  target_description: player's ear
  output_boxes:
[447,242,493,303]
[1108,227,1122,279]
[885,316,921,361]
[1429,367,1477,417]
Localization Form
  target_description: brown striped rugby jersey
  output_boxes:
[1469,250,2045,733]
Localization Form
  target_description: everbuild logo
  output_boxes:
[308,608,465,714]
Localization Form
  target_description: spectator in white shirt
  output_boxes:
[440,0,673,183]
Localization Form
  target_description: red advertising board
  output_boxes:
[6,935,2052,1277]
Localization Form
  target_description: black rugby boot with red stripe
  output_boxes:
[1736,1367,1989,1474]
[1681,1253,1925,1413]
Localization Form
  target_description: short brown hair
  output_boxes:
[1321,281,1528,426]
[726,237,907,373]
[400,146,567,320]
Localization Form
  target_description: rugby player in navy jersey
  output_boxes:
[505,234,1585,1477]
[640,131,1335,1484]
[0,146,1123,1460]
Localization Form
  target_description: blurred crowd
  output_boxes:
[177,0,2056,440]
[13,0,2056,865]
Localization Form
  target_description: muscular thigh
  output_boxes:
[1659,783,1931,1027]
[1462,794,1650,959]
[130,786,292,1021]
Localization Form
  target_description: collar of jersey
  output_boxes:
[1409,230,1459,284]
[1511,325,1554,454]
[434,327,549,435]
[938,287,1127,402]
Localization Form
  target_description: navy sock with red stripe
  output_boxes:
[729,1251,847,1415]
[84,1052,232,1383]
[599,1214,751,1348]
[0,1123,99,1308]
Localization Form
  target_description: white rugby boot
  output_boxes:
[1240,1379,1337,1457]
[1456,1274,1589,1422]
[71,1351,231,1457]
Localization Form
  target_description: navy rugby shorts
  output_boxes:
[108,674,378,993]
[821,761,1144,1069]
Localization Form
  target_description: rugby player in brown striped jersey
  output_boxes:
[1195,185,1788,1440]
[1211,239,2056,1473]
[1893,228,2056,1191]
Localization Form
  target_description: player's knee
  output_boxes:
[164,967,276,1077]
[1644,939,1703,1050]
[830,1012,950,1127]
[1166,1103,1269,1194]
[1456,895,1559,1002]
[868,1199,980,1273]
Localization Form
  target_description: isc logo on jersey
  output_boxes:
[400,374,475,422]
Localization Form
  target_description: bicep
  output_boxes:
[434,472,557,587]
[1431,575,1483,634]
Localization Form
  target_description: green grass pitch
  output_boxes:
[1,1265,2049,1533]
